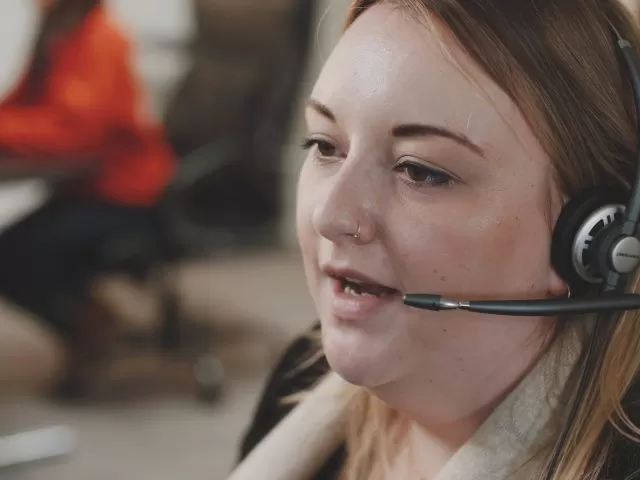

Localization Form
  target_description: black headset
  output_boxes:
[552,25,640,298]
[402,23,640,480]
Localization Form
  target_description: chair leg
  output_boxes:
[155,267,182,352]
[193,353,225,403]
[160,289,181,352]
[153,265,225,403]
[53,293,117,400]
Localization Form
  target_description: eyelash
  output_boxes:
[300,137,340,159]
[300,137,456,189]
[393,161,455,188]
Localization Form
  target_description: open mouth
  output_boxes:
[333,276,399,298]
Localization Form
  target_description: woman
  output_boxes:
[239,0,640,478]
[0,0,175,394]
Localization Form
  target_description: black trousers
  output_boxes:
[0,196,155,338]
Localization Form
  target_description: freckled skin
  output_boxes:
[296,4,566,434]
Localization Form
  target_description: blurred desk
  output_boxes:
[0,155,100,233]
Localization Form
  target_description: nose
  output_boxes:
[312,162,377,245]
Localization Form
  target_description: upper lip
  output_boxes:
[322,265,398,291]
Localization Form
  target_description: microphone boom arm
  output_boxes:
[403,293,640,316]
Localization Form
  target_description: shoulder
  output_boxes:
[238,322,329,461]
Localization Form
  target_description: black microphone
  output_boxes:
[402,293,640,316]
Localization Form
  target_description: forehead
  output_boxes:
[311,3,533,158]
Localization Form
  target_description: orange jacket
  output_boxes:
[0,6,175,207]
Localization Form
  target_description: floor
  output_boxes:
[0,248,316,480]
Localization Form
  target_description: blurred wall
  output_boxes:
[0,1,36,98]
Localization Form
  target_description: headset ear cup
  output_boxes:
[551,188,627,293]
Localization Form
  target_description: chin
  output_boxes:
[321,319,395,388]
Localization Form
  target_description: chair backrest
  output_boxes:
[163,0,316,158]
[161,0,317,237]
[160,141,280,255]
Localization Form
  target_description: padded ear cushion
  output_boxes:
[551,188,627,291]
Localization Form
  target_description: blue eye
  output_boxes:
[394,161,455,188]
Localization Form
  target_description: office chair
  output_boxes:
[93,0,317,403]
[96,141,266,402]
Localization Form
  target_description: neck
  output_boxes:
[384,329,582,480]
[384,391,504,479]
[374,329,556,477]
[381,341,552,436]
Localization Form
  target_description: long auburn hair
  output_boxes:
[302,1,640,479]
[25,0,102,102]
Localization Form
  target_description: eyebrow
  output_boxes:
[392,124,485,157]
[306,99,336,122]
[306,98,485,157]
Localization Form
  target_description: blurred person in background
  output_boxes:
[0,0,175,396]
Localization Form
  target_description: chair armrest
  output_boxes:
[162,141,255,253]
[167,141,245,195]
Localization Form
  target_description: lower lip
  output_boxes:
[328,277,399,322]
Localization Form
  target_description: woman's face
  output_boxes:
[296,4,567,422]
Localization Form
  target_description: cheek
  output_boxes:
[295,165,320,280]
[295,163,313,238]
[392,199,553,297]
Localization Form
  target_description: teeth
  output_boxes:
[344,285,376,297]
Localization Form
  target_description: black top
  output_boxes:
[238,322,640,479]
